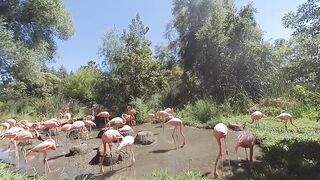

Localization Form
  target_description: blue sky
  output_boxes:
[52,0,305,72]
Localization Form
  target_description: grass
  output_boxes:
[0,161,29,180]
[116,170,209,180]
[2,105,320,180]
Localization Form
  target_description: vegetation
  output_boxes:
[1,0,320,179]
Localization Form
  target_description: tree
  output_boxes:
[283,0,320,89]
[0,0,74,95]
[98,14,167,109]
[171,0,272,103]
[62,67,100,103]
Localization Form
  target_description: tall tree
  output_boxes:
[0,0,74,93]
[283,0,320,89]
[98,14,166,108]
[171,0,272,103]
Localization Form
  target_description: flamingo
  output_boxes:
[158,111,174,120]
[70,121,88,143]
[64,113,72,120]
[12,129,43,162]
[163,118,186,149]
[26,139,57,175]
[145,113,158,121]
[274,113,299,132]
[212,123,231,177]
[61,124,73,137]
[164,107,174,114]
[127,107,137,119]
[42,119,61,137]
[0,126,25,160]
[0,122,11,132]
[235,130,255,169]
[118,125,133,135]
[245,111,266,128]
[96,111,111,126]
[18,120,40,130]
[122,114,136,126]
[6,119,16,127]
[117,136,135,166]
[107,116,126,128]
[100,129,124,174]
[83,120,96,131]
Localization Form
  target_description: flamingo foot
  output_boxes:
[213,171,220,177]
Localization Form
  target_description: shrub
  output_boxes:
[178,99,221,128]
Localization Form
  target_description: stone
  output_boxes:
[134,131,155,145]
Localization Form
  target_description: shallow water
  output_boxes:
[0,123,261,179]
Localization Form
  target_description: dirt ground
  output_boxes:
[0,122,261,179]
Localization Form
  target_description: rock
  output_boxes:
[134,131,155,145]
[227,122,243,131]
[65,143,89,157]
[89,145,123,166]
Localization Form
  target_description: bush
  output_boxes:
[178,99,221,128]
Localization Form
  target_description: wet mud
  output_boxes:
[0,123,261,179]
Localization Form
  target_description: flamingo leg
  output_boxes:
[213,139,222,177]
[289,119,299,132]
[245,148,248,161]
[110,143,113,171]
[179,125,186,148]
[223,137,231,173]
[172,127,177,149]
[130,146,135,166]
[100,142,107,174]
[175,127,179,149]
[249,146,254,169]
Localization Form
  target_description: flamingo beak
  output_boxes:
[37,135,45,141]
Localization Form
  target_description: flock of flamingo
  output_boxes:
[0,106,300,178]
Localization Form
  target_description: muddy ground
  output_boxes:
[0,123,261,179]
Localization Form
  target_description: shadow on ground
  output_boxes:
[226,139,320,180]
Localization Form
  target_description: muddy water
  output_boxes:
[0,123,261,179]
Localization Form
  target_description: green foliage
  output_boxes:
[97,14,167,108]
[62,67,100,102]
[0,162,28,180]
[178,99,221,128]
[139,170,209,180]
[282,0,320,89]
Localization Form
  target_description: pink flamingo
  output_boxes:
[164,107,174,114]
[42,119,61,137]
[64,113,72,120]
[118,125,133,135]
[0,122,11,132]
[26,139,57,175]
[61,124,73,137]
[235,131,255,169]
[83,120,96,131]
[107,116,126,128]
[245,111,267,128]
[0,126,25,160]
[122,114,136,126]
[6,119,16,127]
[274,113,299,132]
[97,111,111,126]
[100,129,124,174]
[163,118,186,149]
[212,123,231,177]
[127,107,137,119]
[70,121,88,143]
[12,129,43,162]
[158,111,174,120]
[117,135,135,166]
[145,113,158,121]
